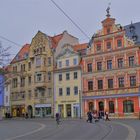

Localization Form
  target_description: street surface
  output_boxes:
[0,118,139,140]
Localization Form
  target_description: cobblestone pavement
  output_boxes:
[0,118,139,140]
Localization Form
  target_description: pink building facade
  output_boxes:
[82,12,140,118]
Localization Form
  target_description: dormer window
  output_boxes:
[96,44,101,51]
[106,42,111,49]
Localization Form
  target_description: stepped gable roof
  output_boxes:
[10,44,30,64]
[124,22,140,45]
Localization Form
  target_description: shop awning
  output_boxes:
[35,104,51,108]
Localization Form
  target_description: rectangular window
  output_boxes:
[59,88,63,96]
[66,60,69,66]
[130,76,136,87]
[20,77,25,87]
[12,78,18,88]
[21,64,26,72]
[66,87,70,96]
[87,63,92,72]
[118,58,123,68]
[36,74,42,82]
[59,61,62,68]
[28,76,31,85]
[73,58,77,65]
[129,56,134,67]
[97,62,102,71]
[28,62,31,70]
[98,80,103,90]
[48,88,52,97]
[118,77,124,88]
[74,72,78,79]
[48,72,51,81]
[88,81,93,91]
[13,66,17,72]
[36,57,41,67]
[117,39,122,47]
[66,73,70,80]
[106,42,111,49]
[96,44,101,51]
[59,74,62,81]
[48,57,51,66]
[74,86,78,95]
[107,60,112,70]
[108,79,113,89]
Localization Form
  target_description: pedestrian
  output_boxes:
[86,111,90,122]
[56,112,60,125]
[105,111,110,121]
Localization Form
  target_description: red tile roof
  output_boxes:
[73,43,87,52]
[11,44,30,64]
[50,33,63,48]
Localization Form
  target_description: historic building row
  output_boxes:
[1,8,140,118]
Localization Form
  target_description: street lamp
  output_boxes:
[79,90,82,119]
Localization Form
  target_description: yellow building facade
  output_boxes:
[10,31,79,117]
[54,44,82,118]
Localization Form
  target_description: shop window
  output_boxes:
[123,100,134,113]
[109,101,114,113]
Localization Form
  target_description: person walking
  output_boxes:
[105,111,110,121]
[56,112,60,125]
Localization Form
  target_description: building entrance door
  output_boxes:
[99,101,104,111]
[66,104,71,117]
[73,106,79,118]
[58,105,64,117]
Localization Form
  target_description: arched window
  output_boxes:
[123,100,134,113]
[109,101,114,113]
[88,102,94,111]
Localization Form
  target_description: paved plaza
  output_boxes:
[0,118,140,140]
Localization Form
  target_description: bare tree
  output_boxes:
[0,41,11,67]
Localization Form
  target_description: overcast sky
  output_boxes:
[0,0,140,62]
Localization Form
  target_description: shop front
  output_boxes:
[11,105,25,117]
[35,104,51,117]
[83,93,140,118]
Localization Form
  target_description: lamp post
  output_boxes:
[79,90,82,119]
